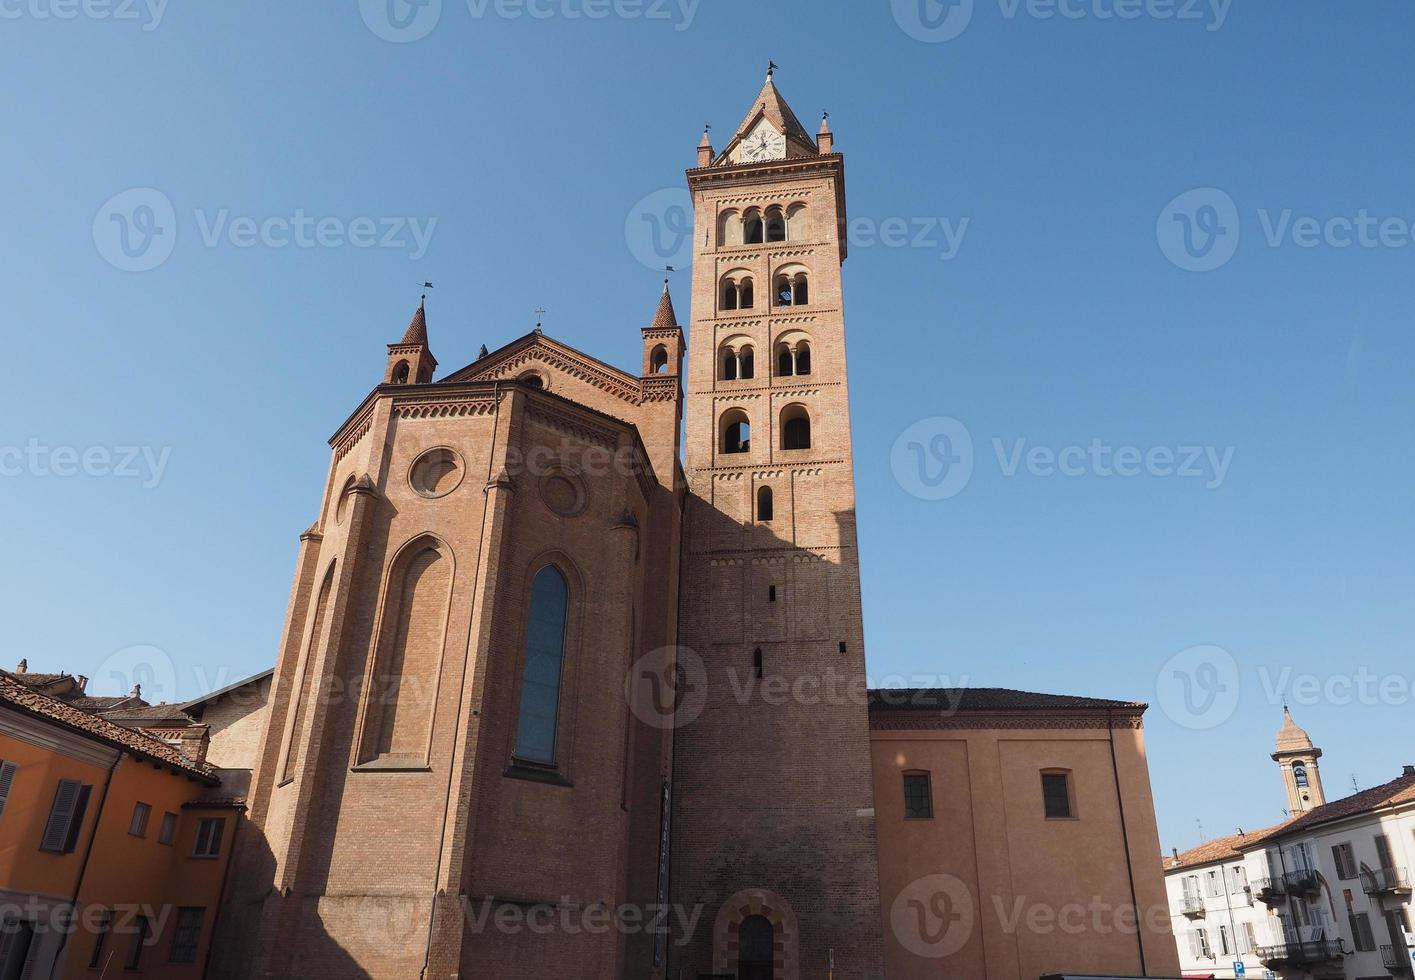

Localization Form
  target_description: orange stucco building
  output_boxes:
[0,676,239,978]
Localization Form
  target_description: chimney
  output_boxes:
[76,675,89,692]
[15,659,26,674]
[177,726,210,764]
[130,684,142,699]
[1403,765,1415,777]
[1171,847,1179,861]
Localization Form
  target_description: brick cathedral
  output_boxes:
[210,71,1178,980]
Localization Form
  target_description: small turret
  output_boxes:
[385,295,438,385]
[642,279,684,377]
[818,112,833,154]
[1273,707,1326,814]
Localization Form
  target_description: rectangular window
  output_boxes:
[168,907,205,963]
[1332,842,1356,879]
[1041,771,1073,819]
[1219,924,1231,955]
[0,919,37,977]
[0,760,17,820]
[158,811,177,845]
[125,915,150,970]
[1237,921,1255,954]
[40,779,92,853]
[128,801,151,837]
[1206,869,1223,897]
[1376,833,1395,869]
[902,773,932,819]
[1350,912,1376,951]
[88,910,111,969]
[193,817,225,857]
[1196,927,1211,957]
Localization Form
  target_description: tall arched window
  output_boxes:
[738,915,775,980]
[777,346,794,378]
[744,209,764,245]
[765,206,786,243]
[781,405,812,451]
[795,342,812,376]
[1293,762,1309,788]
[722,352,739,381]
[740,346,755,379]
[719,209,743,247]
[757,486,774,522]
[721,410,751,454]
[722,280,739,311]
[514,565,570,765]
[392,361,411,384]
[786,203,807,240]
[740,278,755,309]
[650,345,669,374]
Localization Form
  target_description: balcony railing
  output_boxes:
[1253,876,1286,901]
[1362,866,1412,895]
[1179,894,1205,916]
[1383,944,1412,972]
[1284,867,1321,893]
[1257,939,1344,966]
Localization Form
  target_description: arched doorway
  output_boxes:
[738,914,774,980]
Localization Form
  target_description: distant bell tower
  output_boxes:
[671,67,884,980]
[1273,707,1326,814]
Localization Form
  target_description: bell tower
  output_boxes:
[1274,706,1326,814]
[671,68,884,980]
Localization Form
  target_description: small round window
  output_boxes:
[409,447,464,499]
[539,473,586,517]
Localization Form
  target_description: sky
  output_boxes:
[3,0,1414,853]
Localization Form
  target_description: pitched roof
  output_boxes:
[181,668,273,711]
[99,703,194,723]
[868,687,1146,713]
[731,72,816,150]
[1163,825,1291,870]
[0,675,217,783]
[1244,771,1415,847]
[651,283,679,330]
[1274,706,1315,753]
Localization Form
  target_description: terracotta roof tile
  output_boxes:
[401,300,429,346]
[1163,824,1292,870]
[651,284,679,330]
[0,675,216,783]
[1245,771,1415,846]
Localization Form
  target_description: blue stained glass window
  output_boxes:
[514,566,569,765]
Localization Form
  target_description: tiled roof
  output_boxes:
[868,688,1147,713]
[4,671,71,689]
[69,696,134,711]
[1244,771,1415,846]
[0,675,216,783]
[1274,706,1315,753]
[401,299,428,346]
[99,703,193,722]
[650,284,678,330]
[1163,824,1291,870]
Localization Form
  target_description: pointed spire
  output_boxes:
[731,63,816,150]
[651,278,679,329]
[1276,706,1315,753]
[817,112,834,154]
[401,297,429,346]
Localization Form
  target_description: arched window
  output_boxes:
[392,360,411,385]
[744,209,764,245]
[739,278,754,309]
[786,203,807,240]
[777,345,793,378]
[738,915,774,980]
[781,405,811,451]
[719,209,743,247]
[722,353,738,381]
[793,275,809,305]
[520,374,544,389]
[721,410,751,454]
[514,565,570,766]
[774,334,813,377]
[773,269,809,308]
[1293,762,1309,788]
[765,206,786,243]
[721,280,739,311]
[757,486,774,522]
[795,341,811,376]
[650,345,669,374]
[739,346,754,380]
[363,540,451,763]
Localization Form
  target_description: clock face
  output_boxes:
[739,122,786,162]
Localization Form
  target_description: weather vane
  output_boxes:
[535,306,546,331]
[419,281,434,302]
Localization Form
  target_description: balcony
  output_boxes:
[1284,867,1321,894]
[1253,876,1287,902]
[1257,939,1344,966]
[1383,944,1413,972]
[1362,866,1412,895]
[1179,894,1205,916]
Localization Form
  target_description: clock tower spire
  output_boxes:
[671,76,882,980]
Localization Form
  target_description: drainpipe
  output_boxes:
[1106,709,1147,976]
[48,749,121,974]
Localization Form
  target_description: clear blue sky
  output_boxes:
[4,0,1413,853]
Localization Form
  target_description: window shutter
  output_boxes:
[1187,931,1201,957]
[41,779,81,852]
[1377,834,1394,869]
[17,934,40,980]
[0,761,16,819]
[63,785,92,853]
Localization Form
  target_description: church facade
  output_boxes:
[209,74,1179,980]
